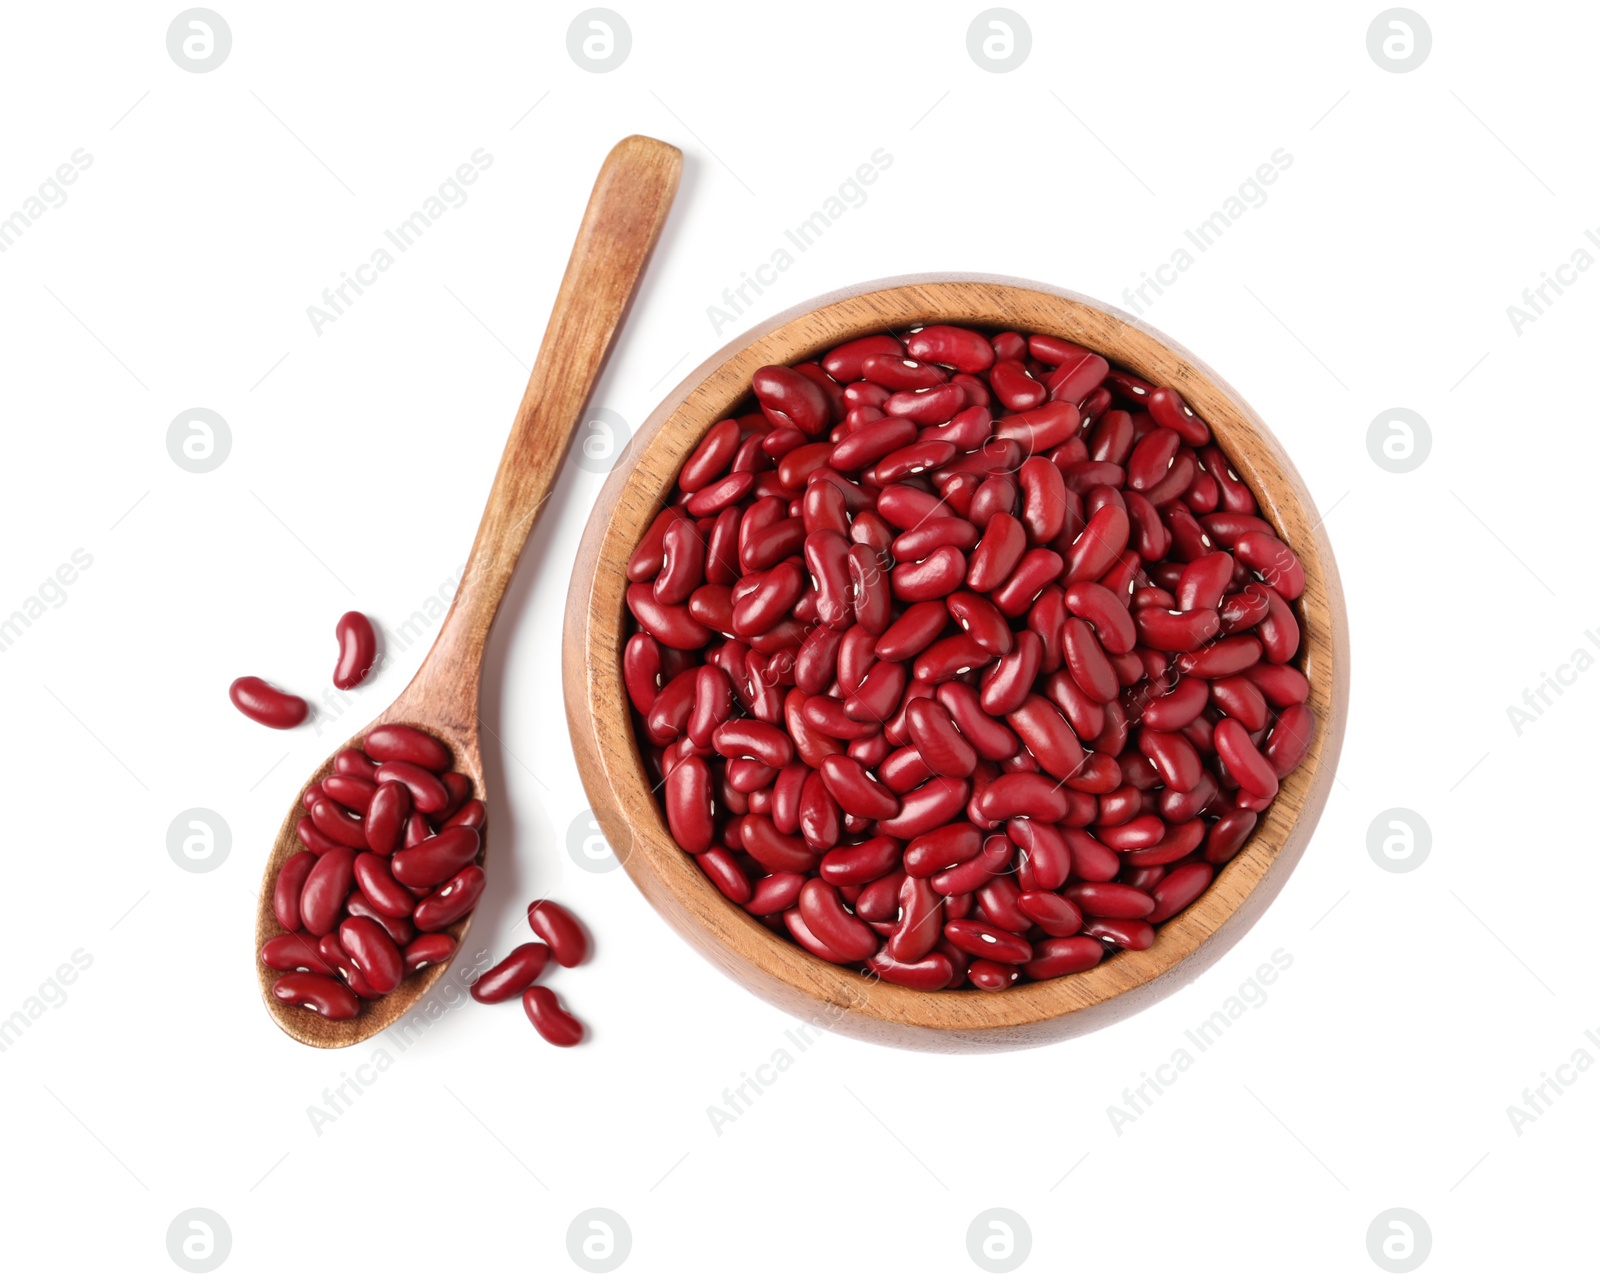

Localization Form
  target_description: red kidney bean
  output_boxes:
[1147,862,1214,922]
[332,611,379,691]
[360,780,411,855]
[353,852,416,919]
[753,365,830,434]
[339,917,403,994]
[471,942,552,1003]
[944,918,1032,964]
[374,760,453,816]
[1214,718,1279,799]
[230,677,307,729]
[346,892,415,947]
[403,934,456,972]
[990,548,1063,617]
[1211,675,1269,731]
[391,825,481,888]
[1066,882,1156,918]
[300,847,355,937]
[906,698,979,779]
[1016,890,1083,937]
[798,879,878,961]
[1265,703,1315,778]
[663,754,715,854]
[365,724,450,772]
[889,546,964,603]
[823,335,903,381]
[1138,728,1203,792]
[1177,634,1263,677]
[866,947,954,990]
[413,865,485,931]
[1256,586,1301,665]
[273,851,317,932]
[748,872,805,915]
[522,986,584,1046]
[1023,936,1104,979]
[262,930,335,976]
[274,973,360,1019]
[1084,917,1156,951]
[906,324,995,372]
[818,754,900,820]
[320,773,375,816]
[681,418,742,491]
[1233,530,1305,600]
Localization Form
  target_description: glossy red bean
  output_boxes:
[300,847,355,937]
[346,892,415,947]
[365,724,450,771]
[339,917,403,994]
[944,918,1032,964]
[799,879,878,961]
[1148,862,1214,922]
[374,761,452,815]
[472,942,552,1003]
[273,973,360,1019]
[391,825,481,887]
[1233,530,1305,600]
[230,677,308,729]
[412,865,485,931]
[361,780,411,855]
[1214,717,1279,798]
[1022,936,1104,979]
[353,852,416,918]
[262,930,334,976]
[664,754,715,854]
[867,947,955,990]
[522,986,584,1046]
[404,933,456,972]
[330,611,379,691]
[1265,703,1315,778]
[273,850,316,932]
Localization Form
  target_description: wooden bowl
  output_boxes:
[563,275,1347,1050]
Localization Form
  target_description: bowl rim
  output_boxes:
[563,273,1348,1050]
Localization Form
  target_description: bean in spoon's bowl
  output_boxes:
[564,275,1347,1050]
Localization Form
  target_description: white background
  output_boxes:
[2,1,1595,1276]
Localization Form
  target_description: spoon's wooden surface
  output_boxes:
[255,135,682,1048]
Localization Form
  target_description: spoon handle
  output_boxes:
[427,134,682,695]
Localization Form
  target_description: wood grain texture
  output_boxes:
[565,275,1348,1051]
[255,135,682,1049]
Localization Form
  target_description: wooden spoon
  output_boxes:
[255,135,682,1048]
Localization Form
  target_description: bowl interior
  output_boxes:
[563,275,1346,1049]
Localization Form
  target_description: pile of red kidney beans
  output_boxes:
[624,325,1314,992]
[261,722,589,1044]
